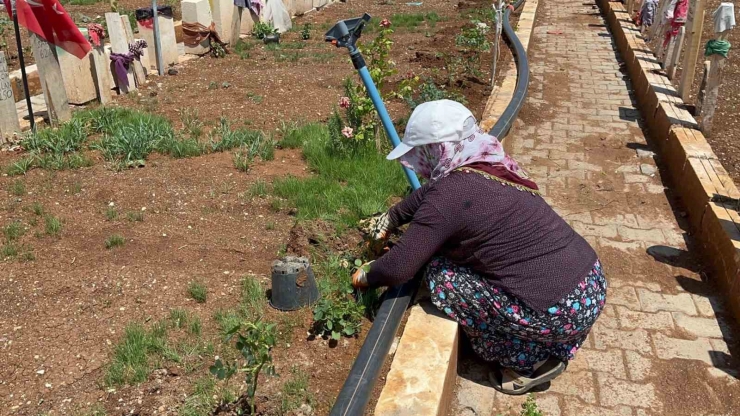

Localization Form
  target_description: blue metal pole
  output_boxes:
[356,65,421,190]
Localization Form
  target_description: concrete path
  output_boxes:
[452,0,740,414]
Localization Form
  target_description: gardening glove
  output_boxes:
[352,262,373,289]
[360,211,394,241]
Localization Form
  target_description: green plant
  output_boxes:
[1,243,19,259]
[312,295,365,340]
[208,81,219,90]
[301,23,311,40]
[180,109,204,139]
[126,211,144,222]
[31,202,44,216]
[6,157,34,176]
[105,207,118,220]
[234,39,256,59]
[269,198,282,213]
[157,134,205,159]
[210,321,277,414]
[3,221,25,242]
[188,281,208,303]
[214,310,242,336]
[92,112,174,167]
[189,317,202,336]
[520,395,542,416]
[246,92,264,103]
[249,179,269,198]
[105,234,125,249]
[265,221,276,231]
[104,323,168,386]
[456,20,491,51]
[252,21,277,39]
[170,308,190,329]
[241,277,265,320]
[403,78,467,110]
[8,180,25,196]
[44,215,62,237]
[233,148,251,172]
[181,377,217,416]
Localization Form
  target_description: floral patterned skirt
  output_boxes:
[426,257,607,373]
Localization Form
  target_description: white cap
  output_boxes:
[386,100,477,160]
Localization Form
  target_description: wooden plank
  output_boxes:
[29,33,71,125]
[105,12,136,93]
[700,32,729,136]
[0,52,21,139]
[666,26,685,79]
[679,0,706,101]
[90,46,112,105]
[121,15,147,87]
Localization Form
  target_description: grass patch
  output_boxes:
[169,308,190,329]
[246,92,264,103]
[8,180,25,196]
[188,281,208,303]
[233,148,251,172]
[272,123,408,227]
[249,179,269,198]
[105,234,125,249]
[180,377,218,416]
[31,202,44,216]
[280,367,313,414]
[44,215,62,237]
[105,207,118,220]
[126,211,144,222]
[269,198,282,213]
[1,243,19,259]
[213,276,266,336]
[391,12,442,29]
[5,157,34,176]
[3,221,25,242]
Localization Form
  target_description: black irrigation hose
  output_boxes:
[329,2,530,414]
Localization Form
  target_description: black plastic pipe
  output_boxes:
[329,2,530,414]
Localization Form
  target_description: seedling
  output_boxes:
[521,395,543,416]
[127,211,144,222]
[210,321,277,414]
[252,21,278,39]
[8,180,25,196]
[105,234,125,249]
[281,366,312,413]
[32,202,44,216]
[249,180,269,198]
[312,295,364,340]
[105,207,118,220]
[301,23,311,40]
[44,215,62,237]
[188,281,208,303]
[233,149,251,172]
[6,157,34,176]
[170,308,190,329]
[3,221,25,242]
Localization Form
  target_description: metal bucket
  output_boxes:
[270,256,319,311]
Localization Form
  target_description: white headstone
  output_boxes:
[211,0,234,43]
[121,15,147,86]
[240,8,258,35]
[90,46,113,105]
[137,14,179,71]
[105,12,136,93]
[56,28,97,105]
[29,33,71,125]
[0,52,21,139]
[182,0,213,55]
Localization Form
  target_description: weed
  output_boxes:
[76,404,107,416]
[157,135,204,159]
[269,199,282,213]
[301,23,311,40]
[105,207,118,220]
[208,81,219,90]
[8,180,25,196]
[5,157,34,176]
[233,148,251,172]
[280,367,312,414]
[44,215,62,237]
[104,323,168,386]
[210,321,277,414]
[126,211,144,222]
[20,251,35,261]
[105,234,125,249]
[249,179,269,198]
[252,21,277,39]
[390,12,441,29]
[210,118,266,152]
[214,309,242,335]
[1,243,19,259]
[93,112,174,167]
[404,78,467,110]
[31,202,44,216]
[188,281,208,303]
[265,221,276,231]
[3,221,25,242]
[188,316,202,336]
[279,121,323,150]
[520,395,542,416]
[180,109,204,140]
[456,21,491,51]
[312,296,364,340]
[246,92,264,103]
[72,182,83,194]
[234,39,255,59]
[241,277,265,320]
[181,377,217,416]
[169,308,190,329]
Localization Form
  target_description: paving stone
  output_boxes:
[706,367,740,384]
[597,372,659,409]
[617,226,667,244]
[636,289,698,315]
[456,377,494,416]
[636,148,656,158]
[653,333,714,364]
[569,347,627,378]
[691,294,721,317]
[617,306,674,331]
[598,238,644,251]
[639,164,657,176]
[672,313,727,339]
[593,213,639,227]
[593,325,652,354]
[609,279,662,292]
[563,402,633,416]
[548,370,597,403]
[571,221,618,238]
[625,350,653,381]
[645,183,666,194]
[533,395,561,416]
[607,285,641,309]
[624,174,651,183]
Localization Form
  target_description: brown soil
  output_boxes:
[0,0,508,414]
[669,0,740,184]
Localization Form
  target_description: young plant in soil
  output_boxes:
[188,281,208,303]
[210,321,277,414]
[105,234,125,249]
[312,294,365,340]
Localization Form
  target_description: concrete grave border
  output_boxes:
[598,0,740,323]
[373,1,540,413]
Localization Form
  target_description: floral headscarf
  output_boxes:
[399,125,530,183]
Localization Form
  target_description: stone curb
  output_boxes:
[598,0,740,324]
[374,2,540,413]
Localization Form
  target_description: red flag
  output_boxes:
[9,0,91,59]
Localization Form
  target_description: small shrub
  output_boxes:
[44,215,62,237]
[188,281,208,303]
[105,207,118,220]
[8,180,25,196]
[455,21,491,51]
[6,157,34,176]
[252,21,277,39]
[3,221,25,242]
[312,296,365,340]
[210,321,277,415]
[301,23,311,40]
[521,395,543,416]
[126,211,144,222]
[105,234,125,249]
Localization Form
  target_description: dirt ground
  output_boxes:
[670,0,740,183]
[0,0,509,413]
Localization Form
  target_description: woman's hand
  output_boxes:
[352,262,373,289]
[360,212,393,241]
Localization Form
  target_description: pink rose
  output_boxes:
[341,126,353,138]
[339,96,350,109]
[380,18,391,28]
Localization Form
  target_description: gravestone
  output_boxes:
[137,14,179,71]
[183,0,213,55]
[90,45,113,105]
[57,27,97,105]
[105,12,136,93]
[121,15,147,86]
[30,33,71,125]
[0,52,20,139]
[239,8,258,36]
[211,0,234,43]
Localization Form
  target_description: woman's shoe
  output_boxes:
[489,357,567,395]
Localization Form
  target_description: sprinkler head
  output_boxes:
[324,13,372,51]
